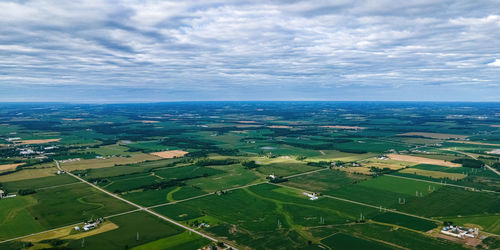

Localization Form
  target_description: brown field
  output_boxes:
[230,130,248,134]
[490,125,500,128]
[61,153,160,171]
[398,132,469,140]
[267,125,292,129]
[235,125,263,128]
[320,125,365,130]
[399,168,467,180]
[0,163,24,171]
[62,222,119,240]
[13,138,61,145]
[387,154,461,167]
[0,165,57,182]
[360,161,409,170]
[340,167,374,175]
[21,221,118,243]
[487,149,500,154]
[237,120,258,124]
[453,140,500,147]
[150,150,189,159]
[140,120,160,123]
[62,118,83,121]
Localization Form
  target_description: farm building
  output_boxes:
[303,192,319,200]
[441,225,478,239]
[0,190,4,199]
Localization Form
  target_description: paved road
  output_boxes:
[55,161,228,247]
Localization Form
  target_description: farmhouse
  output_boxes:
[441,225,478,239]
[0,190,16,199]
[78,218,104,231]
[303,192,319,200]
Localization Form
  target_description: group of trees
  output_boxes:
[451,158,484,168]
[242,160,259,169]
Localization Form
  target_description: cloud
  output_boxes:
[488,59,500,67]
[0,0,498,101]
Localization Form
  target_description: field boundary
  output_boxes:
[385,174,499,194]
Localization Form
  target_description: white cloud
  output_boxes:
[488,59,500,67]
[0,0,498,101]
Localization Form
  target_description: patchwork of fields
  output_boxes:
[0,102,499,249]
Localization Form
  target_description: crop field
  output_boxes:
[387,154,461,167]
[60,153,161,171]
[321,233,391,250]
[283,169,369,194]
[61,212,205,249]
[371,212,438,232]
[186,164,263,192]
[401,186,500,218]
[0,102,499,249]
[1,174,78,192]
[398,168,467,180]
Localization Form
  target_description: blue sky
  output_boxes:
[0,0,499,102]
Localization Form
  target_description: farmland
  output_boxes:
[0,102,499,249]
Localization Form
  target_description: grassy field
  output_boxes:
[63,212,198,249]
[1,174,78,192]
[0,165,58,182]
[28,184,134,228]
[283,169,369,194]
[398,168,467,180]
[371,212,438,232]
[132,231,210,250]
[321,233,392,250]
[401,186,500,220]
[185,164,262,192]
[0,196,44,240]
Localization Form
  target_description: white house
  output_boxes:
[303,192,319,200]
[0,190,4,199]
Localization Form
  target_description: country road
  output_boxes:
[444,149,500,176]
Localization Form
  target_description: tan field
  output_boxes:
[0,163,24,171]
[387,154,461,167]
[13,138,61,145]
[361,161,409,170]
[453,140,500,147]
[320,125,365,130]
[398,132,469,140]
[341,167,374,175]
[140,120,160,123]
[62,118,83,121]
[0,165,57,182]
[230,130,248,133]
[235,125,263,128]
[21,221,118,243]
[237,120,258,124]
[490,125,500,128]
[61,153,160,171]
[150,150,189,159]
[267,125,292,129]
[62,222,119,240]
[400,168,467,180]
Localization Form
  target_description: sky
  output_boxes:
[0,0,499,102]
